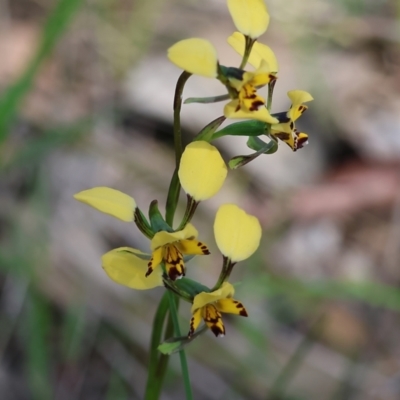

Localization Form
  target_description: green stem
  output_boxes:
[173,71,191,166]
[176,195,199,231]
[167,292,193,400]
[165,71,192,227]
[268,313,324,399]
[144,292,170,400]
[165,169,180,227]
[267,79,276,112]
[211,256,234,291]
[239,36,255,69]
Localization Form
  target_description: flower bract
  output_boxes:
[147,223,210,281]
[271,90,314,151]
[179,141,228,201]
[189,282,247,337]
[167,38,218,78]
[227,0,270,39]
[214,203,262,262]
[73,187,136,222]
[102,247,163,290]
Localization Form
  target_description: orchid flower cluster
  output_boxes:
[74,0,312,395]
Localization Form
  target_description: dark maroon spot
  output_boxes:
[168,266,184,281]
[250,100,264,111]
[210,325,225,337]
[240,309,248,317]
[274,132,290,141]
[289,121,294,130]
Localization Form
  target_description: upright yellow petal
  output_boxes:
[214,204,261,262]
[179,141,227,201]
[191,282,235,313]
[287,90,314,108]
[102,247,163,290]
[151,223,198,250]
[227,0,270,39]
[74,187,136,222]
[167,38,218,78]
[228,32,278,71]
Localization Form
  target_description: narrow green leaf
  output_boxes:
[145,292,170,400]
[26,290,52,400]
[184,94,230,104]
[158,326,208,355]
[247,136,278,153]
[212,120,266,140]
[193,116,226,142]
[229,139,278,169]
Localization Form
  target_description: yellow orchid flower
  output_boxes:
[178,141,227,202]
[189,282,247,337]
[227,0,270,39]
[271,90,314,151]
[223,60,278,124]
[214,204,262,262]
[147,223,210,281]
[73,187,136,222]
[168,38,278,125]
[74,187,211,282]
[227,31,278,72]
[102,247,163,290]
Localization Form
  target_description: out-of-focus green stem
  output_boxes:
[144,292,169,400]
[268,313,324,399]
[267,79,276,112]
[167,292,193,400]
[165,71,192,227]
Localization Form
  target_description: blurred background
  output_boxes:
[1,0,400,399]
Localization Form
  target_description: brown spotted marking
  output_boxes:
[249,100,264,111]
[165,245,185,280]
[188,316,196,338]
[233,300,248,317]
[145,260,154,277]
[204,305,225,337]
[273,132,290,141]
[197,241,210,255]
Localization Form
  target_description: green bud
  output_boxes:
[148,200,173,233]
